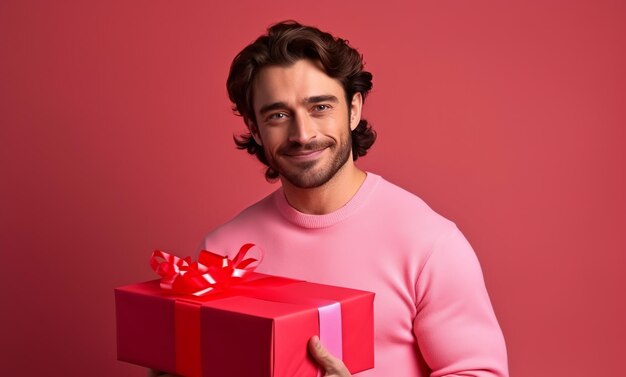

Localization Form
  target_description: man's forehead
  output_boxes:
[252,60,344,106]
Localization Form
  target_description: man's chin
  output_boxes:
[279,169,332,189]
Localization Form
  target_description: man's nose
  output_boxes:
[288,112,316,144]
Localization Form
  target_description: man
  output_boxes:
[181,21,507,376]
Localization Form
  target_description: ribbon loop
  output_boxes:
[150,243,263,296]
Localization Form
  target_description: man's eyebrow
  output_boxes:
[258,95,340,116]
[259,102,288,116]
[304,95,339,104]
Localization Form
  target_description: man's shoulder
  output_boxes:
[219,189,281,228]
[201,189,281,253]
[370,174,457,234]
[374,175,430,206]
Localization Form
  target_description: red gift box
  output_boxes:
[114,246,374,377]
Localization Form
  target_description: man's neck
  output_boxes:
[281,164,367,215]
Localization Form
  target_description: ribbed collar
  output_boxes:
[273,172,380,229]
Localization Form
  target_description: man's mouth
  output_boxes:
[280,141,332,161]
[283,148,326,161]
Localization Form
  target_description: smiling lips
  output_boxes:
[284,148,326,161]
[280,141,333,162]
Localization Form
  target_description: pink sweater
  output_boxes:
[203,173,508,376]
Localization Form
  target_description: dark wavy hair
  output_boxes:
[227,20,376,181]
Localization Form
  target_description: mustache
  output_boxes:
[278,140,334,155]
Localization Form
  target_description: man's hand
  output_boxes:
[308,335,352,377]
[149,337,351,377]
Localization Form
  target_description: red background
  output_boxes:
[2,1,624,376]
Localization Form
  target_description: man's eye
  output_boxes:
[314,105,330,111]
[268,113,286,120]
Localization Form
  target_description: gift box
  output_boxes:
[115,245,374,377]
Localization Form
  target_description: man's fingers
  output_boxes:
[309,336,332,365]
[308,336,351,376]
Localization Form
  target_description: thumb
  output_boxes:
[308,336,350,375]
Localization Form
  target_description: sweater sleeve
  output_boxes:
[413,227,508,377]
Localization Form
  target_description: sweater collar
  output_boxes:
[273,172,380,229]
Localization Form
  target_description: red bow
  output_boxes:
[150,243,262,296]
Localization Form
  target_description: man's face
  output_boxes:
[250,59,361,189]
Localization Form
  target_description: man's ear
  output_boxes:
[349,92,363,131]
[247,119,263,146]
